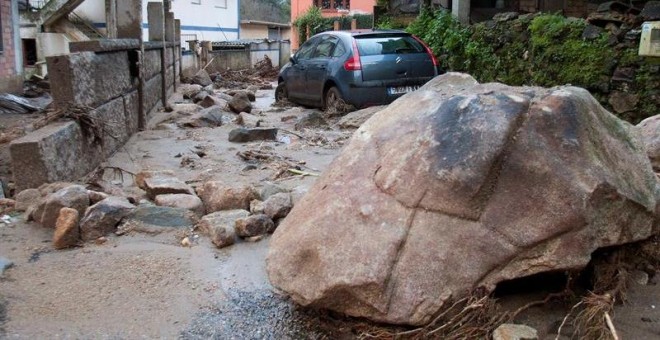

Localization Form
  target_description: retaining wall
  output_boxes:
[10,39,182,190]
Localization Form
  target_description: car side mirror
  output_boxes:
[290,55,297,64]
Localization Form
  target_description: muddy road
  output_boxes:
[0,84,659,339]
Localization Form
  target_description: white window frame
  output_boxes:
[191,0,201,5]
[215,0,227,8]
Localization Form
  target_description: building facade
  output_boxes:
[1,0,23,93]
[290,0,376,48]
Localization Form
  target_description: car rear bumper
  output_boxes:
[341,76,435,109]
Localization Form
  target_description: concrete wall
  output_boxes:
[0,0,23,93]
[207,49,251,71]
[10,38,181,190]
[240,23,292,40]
[182,52,199,78]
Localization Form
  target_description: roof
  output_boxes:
[240,20,291,28]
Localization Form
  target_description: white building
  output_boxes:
[76,0,240,44]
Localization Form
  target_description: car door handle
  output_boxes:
[318,65,326,69]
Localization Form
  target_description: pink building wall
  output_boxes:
[290,0,376,49]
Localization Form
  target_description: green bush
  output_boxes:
[293,7,374,45]
[405,10,658,122]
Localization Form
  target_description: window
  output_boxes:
[295,38,317,60]
[312,36,338,58]
[214,0,227,8]
[332,41,346,57]
[191,0,200,5]
[23,39,37,66]
[315,0,350,10]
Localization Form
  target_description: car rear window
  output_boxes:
[355,35,425,56]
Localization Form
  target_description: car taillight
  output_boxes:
[412,35,438,67]
[343,40,362,71]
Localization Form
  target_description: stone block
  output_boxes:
[147,2,165,41]
[89,96,130,157]
[143,49,162,79]
[123,90,140,134]
[116,0,143,39]
[144,75,163,114]
[47,51,133,108]
[10,122,99,190]
[69,39,140,53]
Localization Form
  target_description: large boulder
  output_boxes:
[637,115,660,172]
[266,73,658,326]
[228,92,252,113]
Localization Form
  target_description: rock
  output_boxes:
[217,92,233,101]
[233,90,256,102]
[0,180,5,199]
[199,95,228,109]
[87,190,110,204]
[266,73,657,325]
[582,24,604,40]
[228,128,278,143]
[493,12,519,22]
[608,91,639,113]
[337,106,386,129]
[174,103,201,114]
[250,199,265,214]
[136,170,194,199]
[235,214,275,237]
[80,197,135,241]
[35,185,89,228]
[492,324,538,340]
[15,188,40,211]
[294,112,328,131]
[290,185,309,206]
[238,112,263,128]
[630,270,650,285]
[196,181,258,212]
[196,209,249,248]
[180,84,203,99]
[259,182,288,201]
[263,192,292,219]
[247,85,260,94]
[0,198,15,211]
[612,67,635,82]
[641,1,660,21]
[637,115,660,171]
[193,91,210,103]
[179,106,225,128]
[0,257,13,276]
[192,69,213,87]
[154,193,205,216]
[53,207,80,249]
[228,92,252,113]
[135,170,176,189]
[126,205,199,234]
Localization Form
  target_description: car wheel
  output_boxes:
[324,86,343,111]
[275,82,288,102]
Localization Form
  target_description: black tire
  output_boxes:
[324,86,343,110]
[275,82,288,102]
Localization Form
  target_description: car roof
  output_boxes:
[317,29,410,38]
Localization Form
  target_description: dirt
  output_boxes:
[0,84,659,339]
[0,112,43,194]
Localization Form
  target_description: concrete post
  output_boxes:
[105,0,118,38]
[175,19,181,88]
[351,18,357,30]
[165,12,175,42]
[147,2,165,41]
[334,20,339,31]
[452,0,470,25]
[116,0,143,39]
[201,41,211,68]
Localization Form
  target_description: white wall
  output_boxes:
[75,0,240,43]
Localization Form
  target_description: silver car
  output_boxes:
[276,30,439,109]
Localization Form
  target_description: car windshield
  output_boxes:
[355,35,425,56]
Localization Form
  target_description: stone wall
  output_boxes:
[9,39,182,190]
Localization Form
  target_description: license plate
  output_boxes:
[387,85,419,95]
